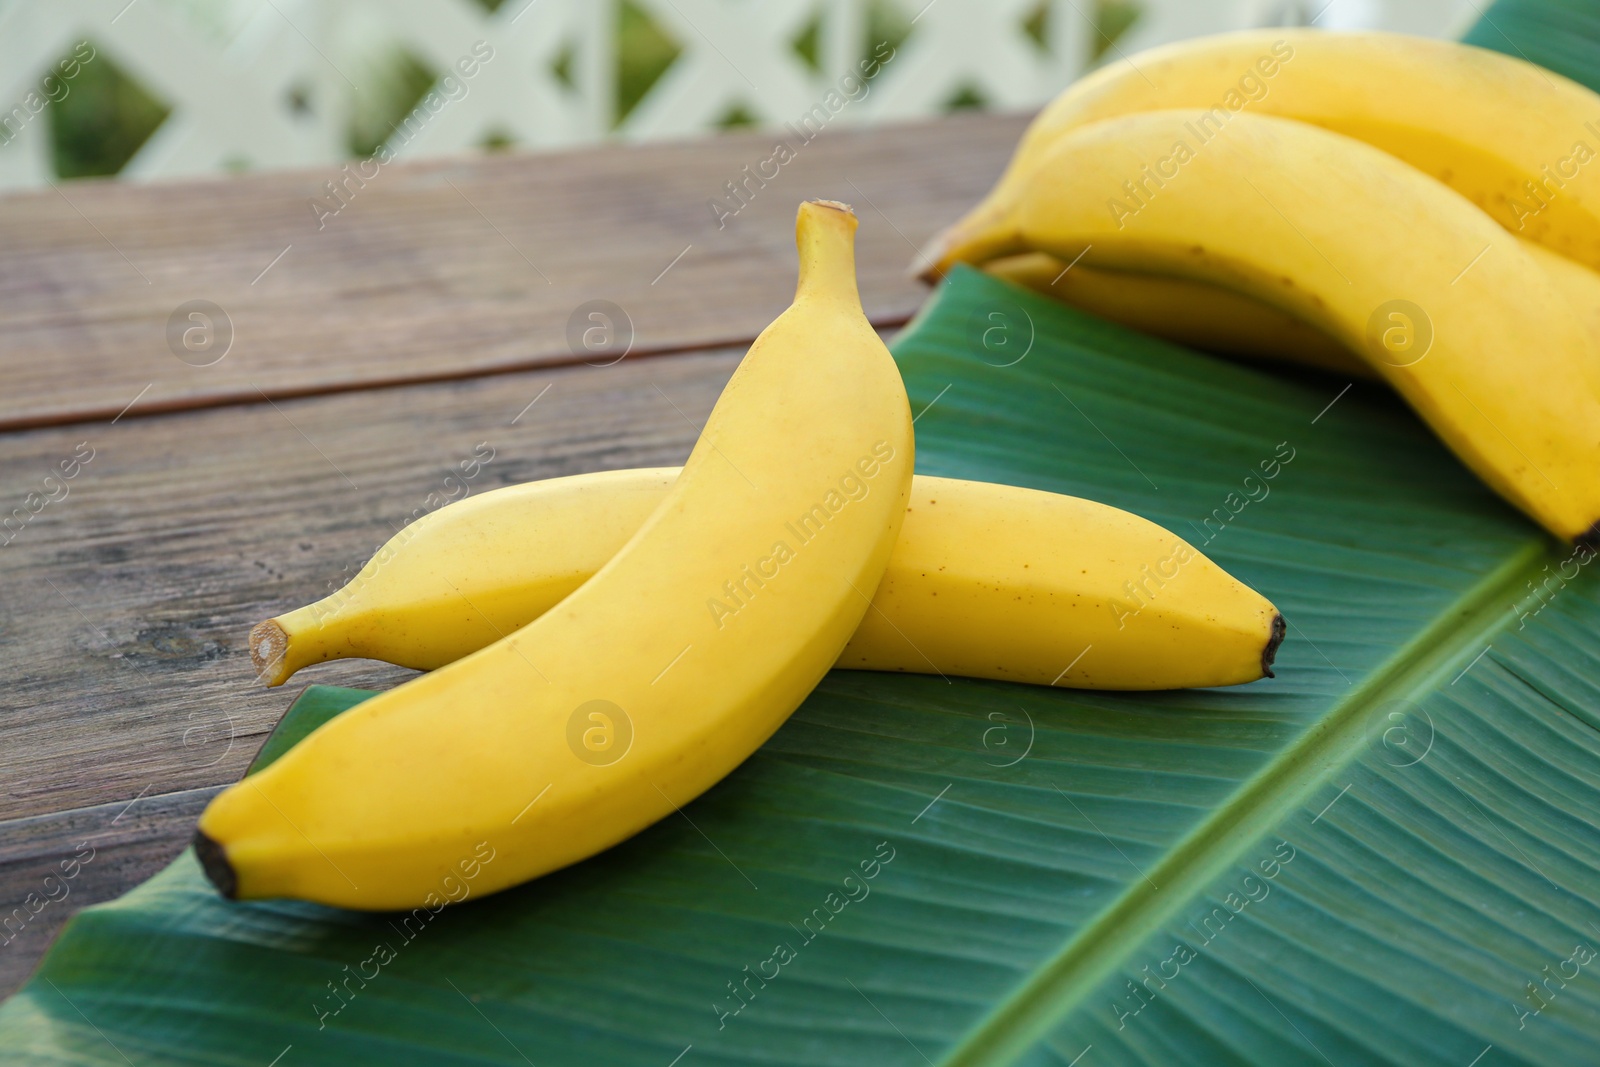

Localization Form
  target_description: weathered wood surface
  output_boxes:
[0,785,219,997]
[0,112,1021,432]
[0,346,740,995]
[0,111,1008,997]
[1,347,745,819]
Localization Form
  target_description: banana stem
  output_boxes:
[795,200,861,307]
[249,619,295,687]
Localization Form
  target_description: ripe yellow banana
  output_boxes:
[253,469,1284,692]
[1528,238,1600,342]
[980,252,1372,379]
[195,200,915,909]
[981,239,1600,381]
[925,30,1600,273]
[927,111,1600,542]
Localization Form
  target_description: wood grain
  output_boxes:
[0,112,992,1001]
[0,344,749,994]
[0,787,217,998]
[0,347,745,829]
[0,112,1022,431]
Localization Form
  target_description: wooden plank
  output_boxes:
[0,113,1022,431]
[0,787,216,999]
[0,346,743,827]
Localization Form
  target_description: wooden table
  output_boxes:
[0,112,1026,996]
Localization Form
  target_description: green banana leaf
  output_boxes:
[8,264,1599,1066]
[8,8,1600,1064]
[1459,0,1600,84]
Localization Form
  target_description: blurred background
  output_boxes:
[0,0,1479,191]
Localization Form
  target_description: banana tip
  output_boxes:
[249,619,288,687]
[193,829,238,900]
[1578,519,1600,550]
[912,256,946,286]
[1262,613,1286,679]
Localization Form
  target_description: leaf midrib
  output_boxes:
[940,535,1557,1067]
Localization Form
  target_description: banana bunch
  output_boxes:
[198,202,1285,911]
[923,30,1600,544]
[199,202,916,908]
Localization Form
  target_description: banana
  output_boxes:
[251,467,683,686]
[195,200,916,909]
[923,30,1600,274]
[980,252,1372,379]
[982,239,1600,380]
[1528,238,1600,343]
[926,110,1600,543]
[253,469,1284,692]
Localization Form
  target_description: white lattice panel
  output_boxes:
[1117,0,1477,54]
[0,0,347,183]
[0,0,1482,190]
[619,0,831,138]
[114,0,346,180]
[344,0,607,156]
[861,0,1087,120]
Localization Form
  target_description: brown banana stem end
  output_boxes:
[249,619,290,688]
[806,198,855,217]
[192,829,237,900]
[1262,613,1287,679]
